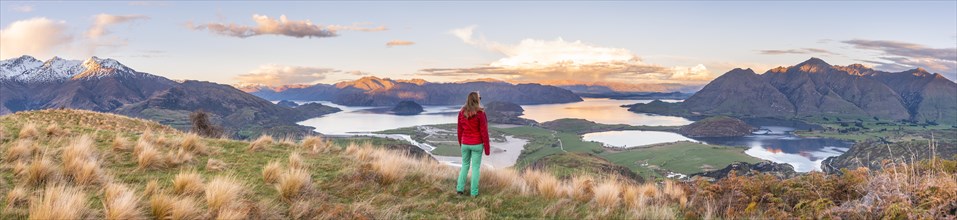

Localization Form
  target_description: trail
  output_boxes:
[550,130,567,152]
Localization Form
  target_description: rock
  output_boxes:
[691,161,798,181]
[679,116,753,137]
[821,139,957,174]
[277,100,299,108]
[391,100,424,115]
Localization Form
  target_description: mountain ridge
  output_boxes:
[630,58,957,124]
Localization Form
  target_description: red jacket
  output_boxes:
[457,110,490,155]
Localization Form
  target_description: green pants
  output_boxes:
[456,144,483,196]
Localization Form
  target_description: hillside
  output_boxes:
[245,76,583,106]
[0,56,340,138]
[2,110,954,219]
[629,58,957,124]
[678,116,753,137]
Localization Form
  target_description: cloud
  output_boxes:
[87,14,149,39]
[0,17,73,59]
[843,39,956,75]
[759,48,837,55]
[236,65,340,86]
[11,5,33,12]
[386,40,414,47]
[418,26,712,84]
[345,70,371,76]
[189,14,385,38]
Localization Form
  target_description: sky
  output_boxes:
[2,1,955,86]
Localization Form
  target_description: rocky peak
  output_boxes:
[793,57,832,73]
[336,76,396,90]
[1,55,44,78]
[74,56,138,79]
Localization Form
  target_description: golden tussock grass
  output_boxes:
[4,186,29,214]
[103,183,143,220]
[179,133,209,155]
[136,141,167,170]
[262,160,282,184]
[173,169,205,196]
[523,169,564,199]
[345,143,376,161]
[5,139,36,162]
[149,193,175,219]
[111,134,130,151]
[143,180,161,197]
[150,193,203,220]
[276,168,313,203]
[568,176,595,202]
[206,158,227,171]
[18,123,38,139]
[592,179,622,209]
[302,135,334,153]
[44,123,66,137]
[23,154,59,186]
[28,185,89,220]
[216,207,249,220]
[247,135,274,152]
[62,135,103,185]
[170,148,195,165]
[369,150,410,184]
[480,167,530,195]
[205,175,247,214]
[288,151,305,169]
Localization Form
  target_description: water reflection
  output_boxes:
[520,98,692,126]
[582,130,698,148]
[695,132,852,172]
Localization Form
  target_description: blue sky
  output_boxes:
[2,1,955,85]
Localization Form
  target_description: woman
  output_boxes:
[456,91,490,197]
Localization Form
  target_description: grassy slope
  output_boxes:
[795,116,957,142]
[600,142,762,179]
[0,110,683,219]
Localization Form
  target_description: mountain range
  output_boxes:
[242,76,583,106]
[629,58,957,124]
[0,55,339,138]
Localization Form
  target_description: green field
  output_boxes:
[599,142,762,179]
[377,121,764,180]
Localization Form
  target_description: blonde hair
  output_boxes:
[461,91,483,118]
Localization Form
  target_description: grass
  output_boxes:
[2,109,954,219]
[600,142,763,179]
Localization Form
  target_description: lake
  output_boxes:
[582,130,698,148]
[297,98,852,172]
[580,126,853,172]
[298,98,691,135]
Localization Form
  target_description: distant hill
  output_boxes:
[0,55,339,138]
[629,58,957,124]
[244,76,583,106]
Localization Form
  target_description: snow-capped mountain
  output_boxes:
[0,55,44,79]
[0,55,154,83]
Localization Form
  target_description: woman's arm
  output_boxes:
[478,111,490,155]
[457,111,464,146]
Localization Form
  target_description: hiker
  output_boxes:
[456,91,490,197]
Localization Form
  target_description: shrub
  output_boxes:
[29,185,89,220]
[190,110,223,138]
